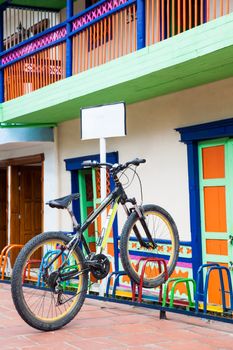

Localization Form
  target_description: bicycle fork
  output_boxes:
[122,202,157,249]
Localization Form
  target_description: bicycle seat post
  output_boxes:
[66,205,79,232]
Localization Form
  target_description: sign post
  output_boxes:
[80,102,126,295]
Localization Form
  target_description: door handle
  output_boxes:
[228,235,233,245]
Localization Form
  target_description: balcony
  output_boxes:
[0,0,233,123]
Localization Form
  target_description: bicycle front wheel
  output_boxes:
[11,231,88,331]
[120,204,179,288]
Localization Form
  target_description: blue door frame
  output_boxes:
[176,117,233,281]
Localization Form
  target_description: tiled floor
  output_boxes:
[1,283,232,349]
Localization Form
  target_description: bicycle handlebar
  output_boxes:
[82,158,146,173]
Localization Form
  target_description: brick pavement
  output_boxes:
[0,283,232,350]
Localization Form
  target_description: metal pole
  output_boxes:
[100,137,107,203]
[99,137,107,296]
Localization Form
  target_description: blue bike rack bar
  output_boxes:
[106,271,133,298]
[195,263,233,313]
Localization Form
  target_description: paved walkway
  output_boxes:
[0,283,232,350]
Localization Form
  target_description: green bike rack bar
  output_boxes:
[162,277,196,309]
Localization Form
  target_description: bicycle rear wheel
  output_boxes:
[120,204,179,288]
[11,231,88,331]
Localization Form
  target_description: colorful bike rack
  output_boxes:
[0,244,24,280]
[37,249,68,287]
[132,257,168,303]
[22,259,41,283]
[195,263,233,313]
[106,271,132,298]
[162,277,196,309]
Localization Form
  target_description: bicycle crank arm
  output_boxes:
[85,260,103,269]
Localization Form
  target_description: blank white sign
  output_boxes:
[81,102,126,140]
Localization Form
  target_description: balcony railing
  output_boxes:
[0,0,232,103]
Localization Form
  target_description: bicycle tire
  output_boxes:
[120,204,179,288]
[11,231,88,331]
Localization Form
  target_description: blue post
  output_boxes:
[0,8,4,102]
[66,0,73,77]
[186,142,203,283]
[137,0,145,50]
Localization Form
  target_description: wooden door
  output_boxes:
[10,165,42,255]
[0,169,7,252]
[10,166,21,246]
[199,139,233,307]
[19,166,42,244]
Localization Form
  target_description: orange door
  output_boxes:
[199,140,233,307]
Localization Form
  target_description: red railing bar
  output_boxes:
[206,0,210,22]
[213,0,216,19]
[167,0,170,38]
[189,0,192,29]
[227,0,230,14]
[156,0,160,42]
[220,0,223,17]
[172,0,175,36]
[183,0,186,32]
[161,0,164,41]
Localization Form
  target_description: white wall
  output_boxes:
[57,76,233,241]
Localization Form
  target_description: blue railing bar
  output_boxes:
[0,37,66,70]
[69,0,137,38]
[0,22,67,59]
[66,0,73,78]
[137,0,145,50]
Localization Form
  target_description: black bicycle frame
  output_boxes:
[78,185,124,255]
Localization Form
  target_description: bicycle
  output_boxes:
[11,158,179,331]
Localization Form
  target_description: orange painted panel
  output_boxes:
[204,186,227,232]
[87,207,95,237]
[202,145,225,179]
[207,262,230,307]
[107,243,114,257]
[206,239,228,256]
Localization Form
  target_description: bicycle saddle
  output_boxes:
[46,193,80,209]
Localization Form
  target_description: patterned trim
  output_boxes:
[72,0,129,31]
[2,27,67,64]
